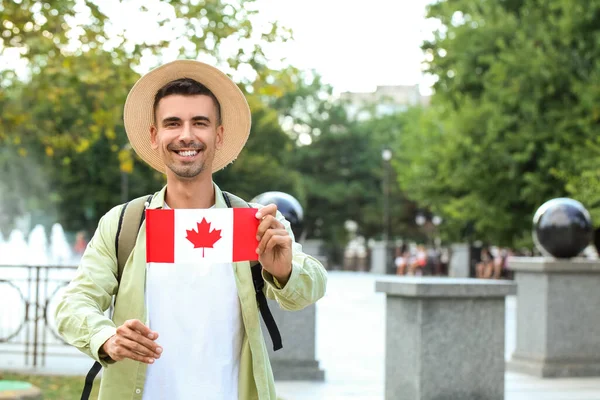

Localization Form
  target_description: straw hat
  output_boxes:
[123,60,251,173]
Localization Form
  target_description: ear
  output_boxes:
[150,125,158,150]
[215,125,224,150]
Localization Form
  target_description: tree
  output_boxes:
[214,95,305,203]
[396,0,600,247]
[0,0,299,235]
[0,0,291,81]
[272,73,419,264]
[1,50,159,233]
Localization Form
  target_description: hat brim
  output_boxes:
[124,60,251,174]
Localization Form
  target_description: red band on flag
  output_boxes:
[233,208,260,262]
[146,209,175,263]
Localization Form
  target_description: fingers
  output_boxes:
[265,233,293,253]
[256,215,284,242]
[125,319,158,340]
[255,204,277,220]
[111,336,157,364]
[118,325,162,357]
[109,319,162,364]
[257,228,288,255]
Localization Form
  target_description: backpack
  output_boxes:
[81,192,282,400]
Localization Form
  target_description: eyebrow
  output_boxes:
[161,115,212,126]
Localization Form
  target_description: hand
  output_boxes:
[255,204,293,286]
[101,319,162,364]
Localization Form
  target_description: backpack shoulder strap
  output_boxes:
[222,191,254,209]
[116,194,153,282]
[222,191,283,351]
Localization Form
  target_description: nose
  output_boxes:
[178,121,194,142]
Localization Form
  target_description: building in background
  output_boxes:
[340,85,430,120]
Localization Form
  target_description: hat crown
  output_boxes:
[124,60,251,174]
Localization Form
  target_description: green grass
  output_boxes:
[0,371,99,400]
[1,371,286,399]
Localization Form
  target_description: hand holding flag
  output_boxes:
[146,208,260,264]
[146,204,293,285]
[255,204,293,286]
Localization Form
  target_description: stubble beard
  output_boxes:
[166,142,212,179]
[168,161,206,179]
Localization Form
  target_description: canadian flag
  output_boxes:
[146,209,260,264]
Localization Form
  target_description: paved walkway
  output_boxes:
[3,271,600,399]
[275,272,600,400]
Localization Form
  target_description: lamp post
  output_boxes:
[432,215,443,248]
[382,149,392,273]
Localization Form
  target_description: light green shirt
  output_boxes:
[55,184,328,400]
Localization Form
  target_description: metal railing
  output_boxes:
[0,265,78,367]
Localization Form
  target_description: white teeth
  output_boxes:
[179,150,198,157]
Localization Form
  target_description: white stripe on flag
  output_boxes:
[146,208,260,264]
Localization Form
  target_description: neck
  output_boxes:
[164,173,216,209]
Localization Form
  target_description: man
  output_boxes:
[55,60,328,400]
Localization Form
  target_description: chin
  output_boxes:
[168,164,206,179]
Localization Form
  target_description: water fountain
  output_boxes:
[50,223,74,266]
[27,224,49,267]
[2,229,29,266]
[0,223,75,267]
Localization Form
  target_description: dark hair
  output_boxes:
[153,78,222,125]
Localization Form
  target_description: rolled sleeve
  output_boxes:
[261,209,327,311]
[262,263,301,300]
[54,205,121,364]
[90,326,118,366]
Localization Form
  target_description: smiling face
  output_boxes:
[150,94,224,180]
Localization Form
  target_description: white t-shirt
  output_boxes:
[142,204,244,400]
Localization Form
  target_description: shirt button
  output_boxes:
[136,389,141,394]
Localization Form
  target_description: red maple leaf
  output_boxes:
[185,218,222,257]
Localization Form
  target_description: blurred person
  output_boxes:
[492,247,507,279]
[426,246,438,276]
[55,60,327,400]
[476,247,493,278]
[73,231,88,256]
[439,247,450,276]
[408,245,427,275]
[394,246,409,275]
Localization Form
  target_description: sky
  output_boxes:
[253,0,438,95]
[1,0,439,96]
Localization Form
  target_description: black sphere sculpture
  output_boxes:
[251,191,304,239]
[533,198,593,258]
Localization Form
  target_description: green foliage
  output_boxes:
[0,0,300,235]
[270,73,421,262]
[0,0,291,81]
[214,96,304,202]
[397,0,600,247]
[0,49,158,233]
[1,0,417,260]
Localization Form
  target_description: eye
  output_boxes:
[194,121,208,127]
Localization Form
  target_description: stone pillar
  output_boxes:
[260,239,326,380]
[302,239,328,268]
[370,241,387,274]
[449,243,470,277]
[376,277,516,400]
[508,257,600,377]
[261,301,325,381]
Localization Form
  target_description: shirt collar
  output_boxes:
[147,182,227,210]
